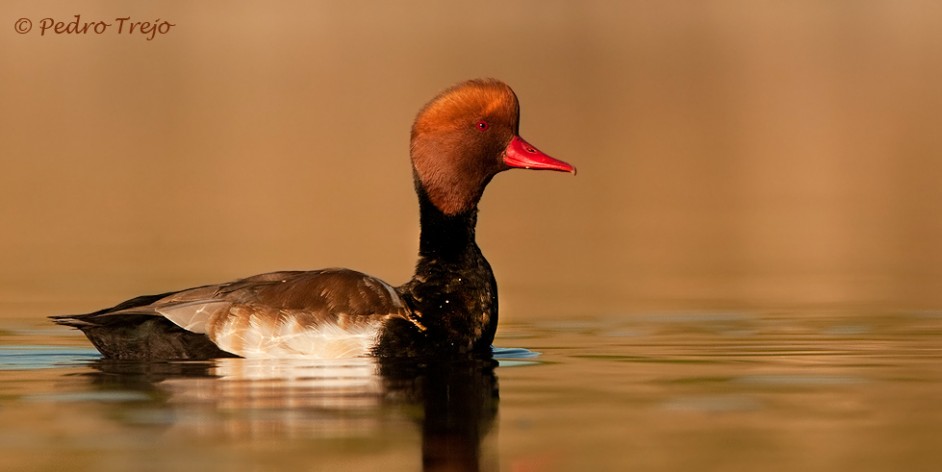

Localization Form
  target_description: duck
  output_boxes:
[51,78,576,360]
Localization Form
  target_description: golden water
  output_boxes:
[2,312,941,471]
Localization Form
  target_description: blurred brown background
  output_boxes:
[1,1,940,321]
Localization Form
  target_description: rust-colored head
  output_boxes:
[410,79,575,215]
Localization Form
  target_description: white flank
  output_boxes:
[210,312,383,359]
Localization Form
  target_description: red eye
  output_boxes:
[476,120,489,131]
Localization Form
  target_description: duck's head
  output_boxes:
[410,79,576,216]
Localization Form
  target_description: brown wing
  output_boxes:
[106,269,412,358]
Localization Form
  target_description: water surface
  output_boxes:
[2,311,940,471]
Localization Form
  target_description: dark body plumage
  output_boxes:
[52,292,237,360]
[51,79,574,360]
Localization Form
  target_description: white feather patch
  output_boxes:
[210,311,384,359]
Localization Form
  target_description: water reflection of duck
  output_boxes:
[52,79,575,360]
[81,356,500,471]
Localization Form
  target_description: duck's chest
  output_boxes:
[383,257,499,355]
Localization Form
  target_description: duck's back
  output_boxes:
[53,269,413,360]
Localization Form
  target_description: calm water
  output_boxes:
[2,311,940,472]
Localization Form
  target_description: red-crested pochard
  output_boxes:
[52,78,576,359]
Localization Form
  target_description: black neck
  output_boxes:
[416,185,479,262]
[380,182,498,356]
